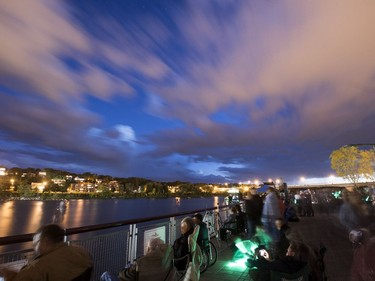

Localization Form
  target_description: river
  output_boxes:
[0,197,224,237]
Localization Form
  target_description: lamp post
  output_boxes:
[300,177,305,186]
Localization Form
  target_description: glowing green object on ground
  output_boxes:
[332,190,341,199]
[235,240,259,256]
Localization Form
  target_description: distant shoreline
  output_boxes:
[0,192,222,201]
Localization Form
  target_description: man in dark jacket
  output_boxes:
[249,240,309,281]
[244,189,264,239]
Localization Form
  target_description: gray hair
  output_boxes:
[181,217,195,231]
[146,237,164,253]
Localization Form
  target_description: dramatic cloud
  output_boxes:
[1,0,375,183]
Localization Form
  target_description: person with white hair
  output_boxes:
[101,237,176,281]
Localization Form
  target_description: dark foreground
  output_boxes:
[201,211,353,281]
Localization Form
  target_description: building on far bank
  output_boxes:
[31,182,47,192]
[0,167,7,176]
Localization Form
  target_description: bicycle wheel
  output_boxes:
[200,246,209,274]
[207,240,218,267]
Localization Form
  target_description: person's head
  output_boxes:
[231,206,237,214]
[255,223,265,234]
[349,228,370,246]
[181,217,195,235]
[286,240,299,256]
[286,241,310,263]
[247,188,256,198]
[192,213,203,224]
[275,217,285,230]
[33,224,65,255]
[146,237,164,254]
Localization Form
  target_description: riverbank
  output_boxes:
[0,190,226,201]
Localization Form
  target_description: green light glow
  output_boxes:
[235,240,259,256]
[332,191,341,199]
[226,256,248,270]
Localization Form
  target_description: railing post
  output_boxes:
[169,217,176,245]
[215,203,220,237]
[127,224,138,264]
[63,228,69,244]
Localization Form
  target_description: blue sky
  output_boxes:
[1,0,375,184]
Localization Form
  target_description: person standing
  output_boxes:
[244,189,263,238]
[261,187,282,240]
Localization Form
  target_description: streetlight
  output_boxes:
[300,177,305,185]
[329,174,335,184]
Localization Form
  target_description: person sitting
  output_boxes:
[173,217,195,271]
[248,240,309,281]
[220,206,237,237]
[0,224,92,281]
[106,237,175,281]
[273,218,291,260]
[349,228,375,281]
[192,213,209,249]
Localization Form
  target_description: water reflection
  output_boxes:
[0,201,15,237]
[0,197,225,237]
[213,196,219,207]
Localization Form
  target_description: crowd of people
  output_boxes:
[1,186,375,281]
[0,219,205,281]
[236,186,375,281]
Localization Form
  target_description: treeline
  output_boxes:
[0,167,221,199]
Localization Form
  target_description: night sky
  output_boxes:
[1,0,375,184]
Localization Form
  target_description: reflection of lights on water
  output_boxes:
[213,196,219,206]
[28,201,43,233]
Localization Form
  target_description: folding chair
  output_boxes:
[173,225,203,281]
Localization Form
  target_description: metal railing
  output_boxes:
[0,204,232,281]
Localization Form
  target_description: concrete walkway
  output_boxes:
[200,211,353,281]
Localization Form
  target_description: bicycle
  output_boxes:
[199,240,218,273]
